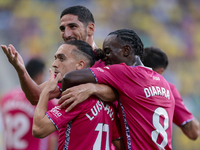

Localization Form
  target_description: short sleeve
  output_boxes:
[46,101,86,130]
[169,83,194,126]
[90,63,128,88]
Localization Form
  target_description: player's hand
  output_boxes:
[1,44,25,75]
[58,83,94,112]
[44,68,61,93]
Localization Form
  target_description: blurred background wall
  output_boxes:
[0,0,200,149]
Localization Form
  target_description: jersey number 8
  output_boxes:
[151,107,169,149]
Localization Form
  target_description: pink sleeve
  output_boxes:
[46,102,85,130]
[47,99,58,110]
[90,64,127,86]
[169,83,194,126]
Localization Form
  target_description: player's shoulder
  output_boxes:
[167,81,174,87]
[167,82,177,90]
[91,60,105,68]
[108,63,129,70]
[133,65,152,71]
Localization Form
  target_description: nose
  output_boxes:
[63,28,72,39]
[52,60,58,68]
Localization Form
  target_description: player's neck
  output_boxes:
[133,55,144,66]
[86,37,97,50]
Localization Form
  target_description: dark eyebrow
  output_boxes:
[58,53,66,57]
[59,23,78,30]
[67,23,78,27]
[55,53,67,59]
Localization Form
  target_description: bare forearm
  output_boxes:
[62,69,96,91]
[18,70,42,105]
[92,84,119,102]
[60,69,118,111]
[180,118,199,140]
[33,89,49,138]
[33,68,59,138]
[18,71,60,104]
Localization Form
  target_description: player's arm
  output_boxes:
[59,83,119,112]
[62,69,96,89]
[59,69,118,112]
[112,139,126,150]
[180,118,199,140]
[33,69,60,138]
[171,83,200,140]
[1,44,61,105]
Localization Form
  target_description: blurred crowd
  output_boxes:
[0,0,200,149]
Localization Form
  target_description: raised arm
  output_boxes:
[59,69,119,112]
[32,69,59,138]
[1,44,61,105]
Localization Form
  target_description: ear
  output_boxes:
[87,23,95,36]
[123,45,131,57]
[76,60,86,70]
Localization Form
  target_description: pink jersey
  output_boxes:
[46,96,121,150]
[56,61,118,150]
[0,87,54,150]
[168,82,194,126]
[90,63,175,150]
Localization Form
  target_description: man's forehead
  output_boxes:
[103,35,118,46]
[60,14,82,25]
[56,44,76,55]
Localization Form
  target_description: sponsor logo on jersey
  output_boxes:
[50,106,62,118]
[153,76,160,81]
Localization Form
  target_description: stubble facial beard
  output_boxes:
[64,29,87,42]
[82,29,87,42]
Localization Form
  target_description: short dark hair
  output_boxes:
[60,5,95,26]
[108,29,145,61]
[65,40,95,67]
[143,47,168,70]
[26,58,45,79]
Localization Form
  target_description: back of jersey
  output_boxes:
[90,63,175,150]
[0,87,47,150]
[121,66,175,150]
